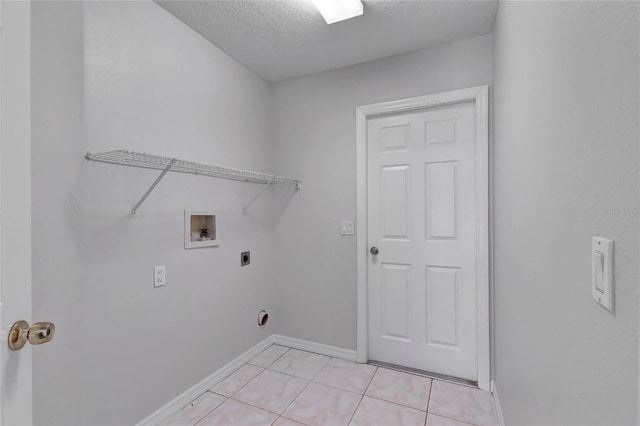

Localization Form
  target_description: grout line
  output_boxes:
[426,413,478,426]
[346,394,365,425]
[346,364,380,426]
[217,364,266,399]
[228,394,298,418]
[266,350,330,382]
[271,354,342,424]
[346,392,366,425]
[364,367,432,412]
[308,355,331,381]
[361,365,379,397]
[248,346,292,369]
[272,417,283,426]
[364,395,428,413]
[276,378,312,420]
[424,380,433,426]
[275,351,331,421]
[280,415,312,426]
[191,395,229,426]
[209,364,266,397]
[309,379,370,396]
[224,348,313,418]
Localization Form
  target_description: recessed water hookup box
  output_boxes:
[184,210,219,249]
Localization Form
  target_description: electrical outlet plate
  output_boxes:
[154,265,166,287]
[241,251,250,266]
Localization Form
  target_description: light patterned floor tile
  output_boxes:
[313,358,377,394]
[210,364,264,397]
[198,399,278,426]
[283,382,361,426]
[428,381,497,426]
[273,417,307,426]
[427,413,477,426]
[350,396,426,426]
[159,392,225,426]
[249,345,291,368]
[365,368,432,411]
[233,369,308,414]
[269,349,330,380]
[161,347,499,426]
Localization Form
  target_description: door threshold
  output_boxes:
[367,360,478,388]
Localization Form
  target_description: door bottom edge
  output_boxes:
[367,359,477,388]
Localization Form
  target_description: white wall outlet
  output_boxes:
[340,220,354,236]
[154,265,166,288]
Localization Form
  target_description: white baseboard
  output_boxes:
[271,334,358,361]
[136,335,276,426]
[490,380,505,426]
[136,334,356,425]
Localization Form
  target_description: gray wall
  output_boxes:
[31,2,278,424]
[32,1,640,424]
[492,2,639,424]
[271,35,493,350]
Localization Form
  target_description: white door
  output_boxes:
[367,101,478,381]
[0,2,34,424]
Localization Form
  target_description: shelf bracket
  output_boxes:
[131,158,177,217]
[243,180,273,214]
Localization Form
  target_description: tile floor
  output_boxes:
[160,345,498,426]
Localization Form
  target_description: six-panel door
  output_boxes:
[367,101,478,381]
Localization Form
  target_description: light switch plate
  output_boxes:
[154,265,166,288]
[592,237,613,311]
[340,220,354,236]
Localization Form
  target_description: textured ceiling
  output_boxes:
[156,0,498,83]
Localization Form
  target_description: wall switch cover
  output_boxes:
[592,237,613,311]
[340,220,354,236]
[154,265,166,288]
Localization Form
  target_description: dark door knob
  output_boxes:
[370,246,379,255]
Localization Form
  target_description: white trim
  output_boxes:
[491,380,505,426]
[136,336,277,426]
[356,101,368,364]
[355,86,491,390]
[271,335,358,361]
[0,3,33,424]
[136,335,357,425]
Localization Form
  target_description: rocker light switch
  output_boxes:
[340,220,354,236]
[592,237,614,311]
[592,251,604,292]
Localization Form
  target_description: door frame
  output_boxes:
[0,1,33,424]
[355,86,490,391]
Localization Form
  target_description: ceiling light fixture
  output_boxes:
[312,0,363,25]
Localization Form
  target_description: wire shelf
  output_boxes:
[85,150,301,216]
[85,150,299,185]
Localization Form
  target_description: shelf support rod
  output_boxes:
[131,158,177,217]
[243,180,273,213]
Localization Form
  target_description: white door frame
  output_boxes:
[0,1,33,424]
[355,86,490,391]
